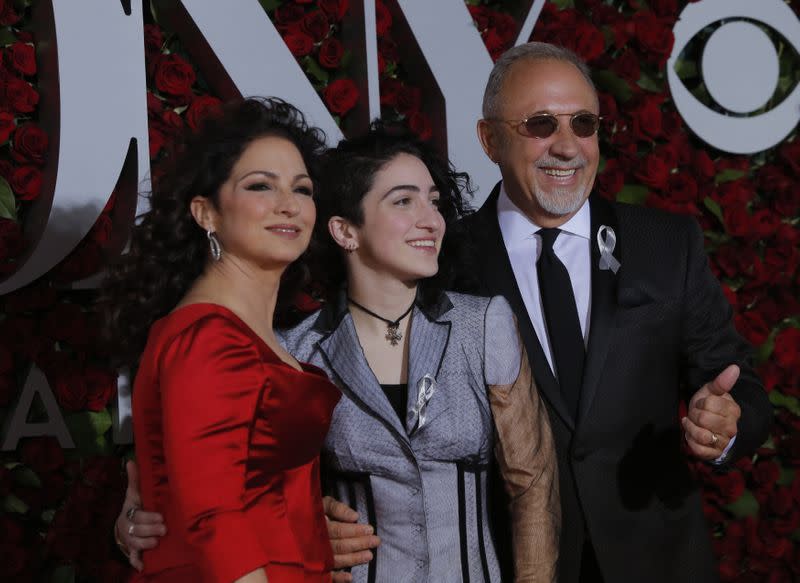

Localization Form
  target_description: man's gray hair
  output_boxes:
[481,42,595,119]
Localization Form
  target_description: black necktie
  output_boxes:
[537,228,585,420]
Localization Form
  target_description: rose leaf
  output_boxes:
[616,184,648,205]
[723,490,759,518]
[0,176,18,221]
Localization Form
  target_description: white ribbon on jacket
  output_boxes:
[597,225,621,274]
[408,374,437,431]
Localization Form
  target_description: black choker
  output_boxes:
[347,297,415,346]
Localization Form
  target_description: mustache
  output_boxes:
[534,155,588,170]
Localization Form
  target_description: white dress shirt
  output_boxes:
[497,184,591,378]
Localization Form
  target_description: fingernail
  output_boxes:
[362,525,374,535]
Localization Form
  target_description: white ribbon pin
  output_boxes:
[408,374,436,431]
[597,225,621,274]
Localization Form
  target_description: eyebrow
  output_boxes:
[237,170,311,182]
[381,184,439,200]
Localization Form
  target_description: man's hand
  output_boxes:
[114,460,167,571]
[323,496,380,583]
[682,364,742,461]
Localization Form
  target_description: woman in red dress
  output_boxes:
[102,98,339,582]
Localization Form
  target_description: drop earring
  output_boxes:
[207,230,222,261]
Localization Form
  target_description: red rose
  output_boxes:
[772,327,800,370]
[735,310,770,346]
[611,19,635,49]
[569,21,606,63]
[610,49,641,82]
[469,5,491,31]
[10,122,48,165]
[750,208,780,240]
[483,29,506,61]
[186,95,222,130]
[380,77,402,107]
[10,165,42,200]
[0,1,20,26]
[709,470,745,502]
[0,111,14,143]
[144,24,164,56]
[274,4,305,30]
[20,436,65,473]
[375,1,392,36]
[490,12,517,47]
[283,30,314,57]
[597,158,624,199]
[716,179,755,206]
[323,78,359,115]
[757,164,791,197]
[395,85,421,116]
[649,0,679,18]
[667,173,698,203]
[408,111,433,141]
[42,302,89,346]
[691,150,716,181]
[632,95,663,139]
[634,153,670,190]
[4,42,36,76]
[84,367,117,412]
[4,76,39,113]
[149,126,165,157]
[154,53,196,96]
[765,242,800,284]
[723,204,752,238]
[319,0,349,22]
[302,10,329,42]
[318,37,344,69]
[752,459,781,488]
[633,11,674,64]
[378,37,398,63]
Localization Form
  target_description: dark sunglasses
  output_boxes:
[494,112,601,139]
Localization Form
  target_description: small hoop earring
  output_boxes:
[207,230,222,261]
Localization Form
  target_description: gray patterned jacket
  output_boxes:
[279,291,559,583]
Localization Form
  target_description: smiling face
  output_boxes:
[197,135,316,270]
[337,152,445,284]
[479,58,600,227]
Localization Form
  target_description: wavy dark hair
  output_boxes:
[100,97,327,366]
[310,122,475,306]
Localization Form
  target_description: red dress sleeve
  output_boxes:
[159,314,269,582]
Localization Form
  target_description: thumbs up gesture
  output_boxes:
[681,364,742,461]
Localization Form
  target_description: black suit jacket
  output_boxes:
[461,184,771,583]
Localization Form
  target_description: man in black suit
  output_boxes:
[465,42,771,583]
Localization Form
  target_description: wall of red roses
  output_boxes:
[0,0,797,581]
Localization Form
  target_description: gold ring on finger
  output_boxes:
[710,432,719,447]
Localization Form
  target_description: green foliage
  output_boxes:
[0,176,17,220]
[725,490,759,518]
[594,70,632,102]
[617,185,649,205]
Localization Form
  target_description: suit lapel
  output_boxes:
[467,183,575,430]
[577,196,621,427]
[316,308,410,441]
[405,302,452,434]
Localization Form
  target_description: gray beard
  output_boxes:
[535,185,586,216]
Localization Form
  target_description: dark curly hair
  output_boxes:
[310,123,475,306]
[100,97,327,366]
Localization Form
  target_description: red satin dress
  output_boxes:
[131,304,340,582]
